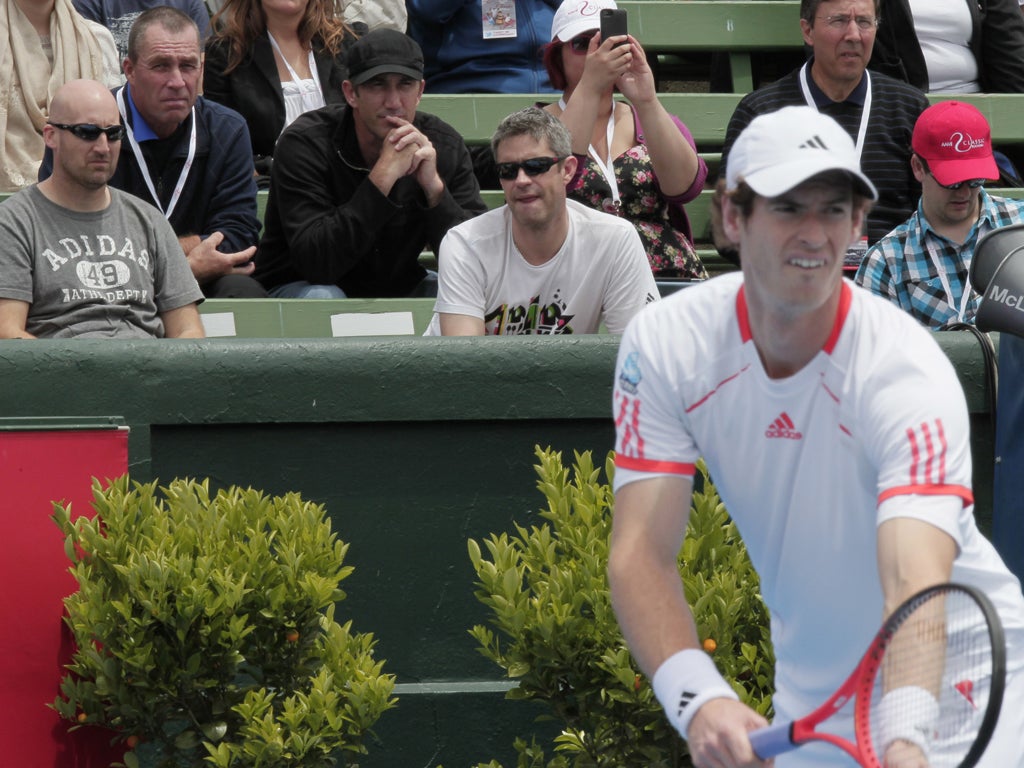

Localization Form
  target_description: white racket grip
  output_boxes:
[748,721,796,759]
[877,685,940,757]
[652,648,739,740]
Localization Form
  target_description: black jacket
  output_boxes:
[871,0,1024,93]
[203,29,363,176]
[254,104,487,297]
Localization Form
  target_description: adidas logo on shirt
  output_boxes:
[765,412,802,440]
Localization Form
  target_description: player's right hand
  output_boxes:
[687,698,772,768]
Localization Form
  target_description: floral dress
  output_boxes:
[566,109,708,279]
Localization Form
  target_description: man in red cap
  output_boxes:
[855,100,1024,328]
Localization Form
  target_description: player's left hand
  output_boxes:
[883,739,929,768]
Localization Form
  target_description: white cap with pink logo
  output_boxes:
[550,0,618,42]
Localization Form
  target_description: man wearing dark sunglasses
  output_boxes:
[426,108,656,335]
[0,79,204,339]
[856,101,1024,329]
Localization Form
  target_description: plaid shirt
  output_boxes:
[855,190,1024,328]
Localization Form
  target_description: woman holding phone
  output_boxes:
[541,0,708,279]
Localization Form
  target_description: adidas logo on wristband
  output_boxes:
[677,691,697,717]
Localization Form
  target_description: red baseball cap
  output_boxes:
[911,101,999,186]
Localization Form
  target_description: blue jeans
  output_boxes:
[268,272,438,299]
[268,281,347,299]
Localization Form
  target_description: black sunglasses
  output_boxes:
[495,156,566,181]
[930,173,986,191]
[568,33,595,53]
[48,122,126,142]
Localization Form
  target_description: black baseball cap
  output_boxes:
[346,29,424,86]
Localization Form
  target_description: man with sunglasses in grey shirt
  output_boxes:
[0,79,204,339]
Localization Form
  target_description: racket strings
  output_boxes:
[868,588,995,767]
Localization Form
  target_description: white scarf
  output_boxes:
[0,0,120,192]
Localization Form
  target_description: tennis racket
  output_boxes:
[749,582,1006,767]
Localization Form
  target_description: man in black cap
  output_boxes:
[254,29,487,298]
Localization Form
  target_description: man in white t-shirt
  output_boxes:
[608,106,1024,767]
[427,107,657,336]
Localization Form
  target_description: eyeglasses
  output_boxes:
[819,13,879,31]
[568,33,595,54]
[930,173,986,191]
[47,122,126,142]
[495,156,566,180]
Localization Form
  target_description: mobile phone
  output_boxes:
[599,8,628,46]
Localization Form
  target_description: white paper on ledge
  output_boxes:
[201,312,238,337]
[330,312,415,337]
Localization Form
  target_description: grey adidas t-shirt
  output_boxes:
[0,186,203,338]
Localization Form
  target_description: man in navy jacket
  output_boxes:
[41,7,264,298]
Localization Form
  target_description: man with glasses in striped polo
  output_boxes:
[856,101,1024,329]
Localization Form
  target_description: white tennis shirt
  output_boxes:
[613,273,1024,766]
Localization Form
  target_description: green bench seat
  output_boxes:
[617,1,803,92]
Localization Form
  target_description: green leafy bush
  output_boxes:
[467,448,773,768]
[51,477,396,768]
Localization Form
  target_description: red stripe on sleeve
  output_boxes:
[614,454,696,476]
[877,484,974,507]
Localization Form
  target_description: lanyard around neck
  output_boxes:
[799,62,871,163]
[925,232,976,324]
[559,97,620,206]
[116,87,196,221]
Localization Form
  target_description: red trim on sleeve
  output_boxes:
[614,454,696,476]
[878,484,974,507]
[906,419,949,486]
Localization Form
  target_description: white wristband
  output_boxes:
[876,685,940,758]
[652,648,739,741]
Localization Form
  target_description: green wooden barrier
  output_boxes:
[0,330,998,765]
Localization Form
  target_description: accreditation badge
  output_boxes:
[482,0,517,38]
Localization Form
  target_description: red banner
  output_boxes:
[0,428,128,766]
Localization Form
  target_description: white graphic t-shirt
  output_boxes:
[427,199,658,335]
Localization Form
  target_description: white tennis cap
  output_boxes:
[551,0,617,42]
[726,106,877,200]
